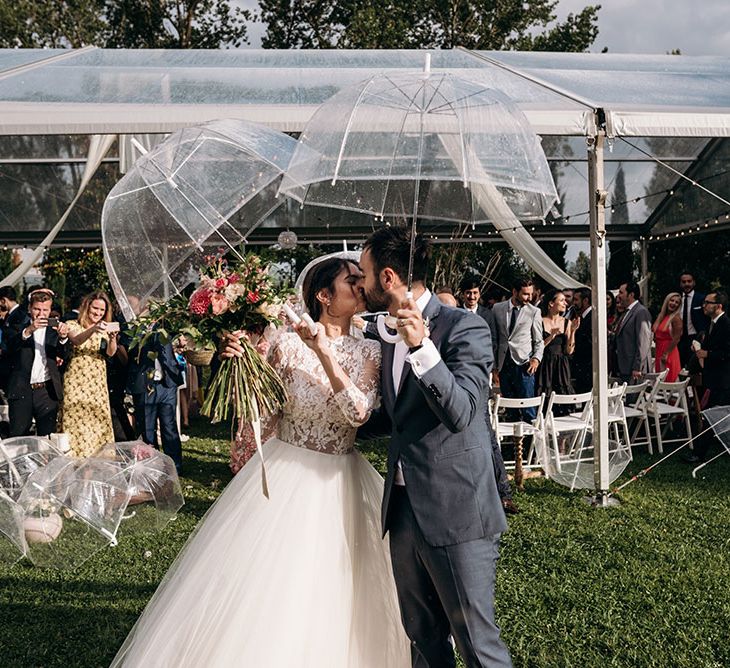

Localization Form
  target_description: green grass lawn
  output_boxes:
[2,419,729,668]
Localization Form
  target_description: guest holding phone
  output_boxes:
[62,290,117,457]
[5,289,71,438]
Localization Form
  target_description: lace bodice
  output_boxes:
[262,333,381,455]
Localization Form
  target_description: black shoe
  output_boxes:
[682,454,701,464]
[502,499,521,515]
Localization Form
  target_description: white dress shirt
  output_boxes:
[683,290,697,336]
[29,328,51,384]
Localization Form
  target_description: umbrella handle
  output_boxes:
[376,315,403,344]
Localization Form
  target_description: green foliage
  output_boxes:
[260,0,601,52]
[1,424,729,667]
[40,248,110,310]
[0,0,250,49]
[0,248,13,279]
[568,250,591,284]
[607,165,638,288]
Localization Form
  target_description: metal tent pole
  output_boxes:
[587,131,613,506]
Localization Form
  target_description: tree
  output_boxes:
[607,165,636,287]
[0,0,250,49]
[568,250,591,285]
[260,0,601,52]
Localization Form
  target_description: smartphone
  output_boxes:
[47,317,59,328]
[106,321,120,332]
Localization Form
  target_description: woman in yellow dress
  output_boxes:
[62,290,118,457]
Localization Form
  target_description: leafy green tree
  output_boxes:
[607,165,636,287]
[0,0,250,49]
[568,250,591,284]
[260,0,600,52]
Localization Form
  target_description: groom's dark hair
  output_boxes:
[364,226,431,284]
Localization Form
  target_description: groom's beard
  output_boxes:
[363,284,390,312]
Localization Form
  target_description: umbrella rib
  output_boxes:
[378,100,417,220]
[333,76,377,184]
[429,89,493,115]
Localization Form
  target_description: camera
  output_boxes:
[47,317,59,328]
[106,321,120,333]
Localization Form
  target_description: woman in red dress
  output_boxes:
[652,292,682,381]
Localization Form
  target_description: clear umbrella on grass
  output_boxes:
[0,436,62,500]
[18,457,131,569]
[96,441,184,533]
[0,489,25,565]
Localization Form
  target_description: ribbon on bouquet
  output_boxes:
[251,400,270,499]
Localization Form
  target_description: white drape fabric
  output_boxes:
[440,134,586,290]
[0,134,116,288]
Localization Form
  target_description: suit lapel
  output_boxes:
[381,341,396,414]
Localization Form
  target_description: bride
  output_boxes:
[111,255,410,667]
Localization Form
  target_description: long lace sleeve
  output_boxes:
[332,340,381,428]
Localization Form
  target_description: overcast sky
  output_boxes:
[556,0,730,56]
[242,1,730,56]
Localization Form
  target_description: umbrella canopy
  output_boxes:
[18,457,131,569]
[0,436,62,500]
[0,489,25,565]
[279,68,558,229]
[102,119,300,320]
[97,441,184,532]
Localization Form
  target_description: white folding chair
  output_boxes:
[545,391,593,473]
[606,383,633,460]
[645,378,693,454]
[491,394,546,472]
[620,380,652,453]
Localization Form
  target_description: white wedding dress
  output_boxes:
[111,333,410,667]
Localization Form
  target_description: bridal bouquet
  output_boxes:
[128,251,290,424]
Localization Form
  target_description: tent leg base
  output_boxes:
[583,492,621,508]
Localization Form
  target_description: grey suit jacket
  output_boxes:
[491,300,544,371]
[615,301,652,376]
[379,295,507,547]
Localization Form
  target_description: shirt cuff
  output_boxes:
[407,338,441,378]
[59,337,69,344]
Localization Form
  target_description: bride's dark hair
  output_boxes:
[302,258,355,322]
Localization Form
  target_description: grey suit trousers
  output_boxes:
[389,486,513,668]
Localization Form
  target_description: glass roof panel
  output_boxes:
[0,49,68,73]
[484,52,730,110]
[0,48,583,111]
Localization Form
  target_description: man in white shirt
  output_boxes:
[5,289,71,437]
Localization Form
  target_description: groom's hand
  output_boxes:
[396,297,426,348]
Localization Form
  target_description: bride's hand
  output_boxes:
[220,330,246,359]
[294,321,330,356]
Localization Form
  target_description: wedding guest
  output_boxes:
[0,286,25,395]
[435,286,458,307]
[492,277,544,420]
[606,291,617,329]
[608,295,626,377]
[615,281,652,383]
[677,271,709,368]
[63,290,117,456]
[687,290,730,463]
[127,326,184,474]
[537,289,577,406]
[61,292,83,323]
[571,288,593,393]
[652,292,682,382]
[107,307,135,442]
[562,287,575,319]
[5,289,71,437]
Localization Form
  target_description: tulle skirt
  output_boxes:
[111,438,410,667]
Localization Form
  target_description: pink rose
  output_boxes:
[189,288,212,315]
[246,290,260,304]
[210,293,231,315]
[215,277,228,289]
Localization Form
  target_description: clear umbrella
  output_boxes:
[0,436,62,500]
[279,59,558,289]
[96,441,184,533]
[18,457,131,569]
[0,489,25,565]
[102,119,301,320]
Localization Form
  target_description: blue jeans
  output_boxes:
[499,356,537,421]
[133,383,182,471]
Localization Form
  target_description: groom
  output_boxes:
[359,227,512,668]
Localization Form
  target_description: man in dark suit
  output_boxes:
[678,271,709,368]
[571,287,593,393]
[126,331,184,472]
[360,228,511,668]
[5,289,71,437]
[687,290,730,463]
[0,286,27,394]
